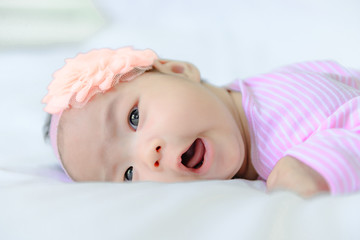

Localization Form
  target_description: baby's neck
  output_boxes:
[227,88,258,180]
[203,82,257,180]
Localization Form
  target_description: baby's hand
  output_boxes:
[266,156,330,198]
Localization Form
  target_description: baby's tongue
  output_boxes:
[183,139,204,168]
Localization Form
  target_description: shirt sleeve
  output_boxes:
[275,60,360,90]
[285,128,360,195]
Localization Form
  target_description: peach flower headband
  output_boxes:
[42,47,158,177]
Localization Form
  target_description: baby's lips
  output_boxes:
[185,139,205,169]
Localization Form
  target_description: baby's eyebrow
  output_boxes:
[105,98,118,140]
[103,98,119,180]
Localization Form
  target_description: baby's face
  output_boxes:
[59,61,246,182]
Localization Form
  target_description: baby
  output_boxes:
[43,47,360,197]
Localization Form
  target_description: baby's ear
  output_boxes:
[153,59,201,83]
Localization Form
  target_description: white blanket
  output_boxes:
[1,0,360,239]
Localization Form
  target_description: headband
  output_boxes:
[43,47,158,179]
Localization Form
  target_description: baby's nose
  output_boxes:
[138,138,164,170]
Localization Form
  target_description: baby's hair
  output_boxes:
[43,113,51,142]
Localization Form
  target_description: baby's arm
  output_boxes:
[267,156,330,197]
[272,128,360,196]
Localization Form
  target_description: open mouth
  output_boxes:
[181,138,205,169]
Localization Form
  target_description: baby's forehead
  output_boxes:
[60,90,109,139]
[59,101,104,167]
[60,70,185,126]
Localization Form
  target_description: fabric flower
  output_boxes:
[43,47,158,114]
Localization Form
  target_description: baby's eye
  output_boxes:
[129,107,139,130]
[124,166,133,182]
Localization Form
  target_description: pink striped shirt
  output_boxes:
[228,60,360,194]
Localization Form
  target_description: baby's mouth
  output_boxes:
[181,138,205,169]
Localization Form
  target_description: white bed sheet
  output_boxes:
[1,0,360,239]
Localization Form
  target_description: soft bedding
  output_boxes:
[1,172,360,240]
[1,0,360,239]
